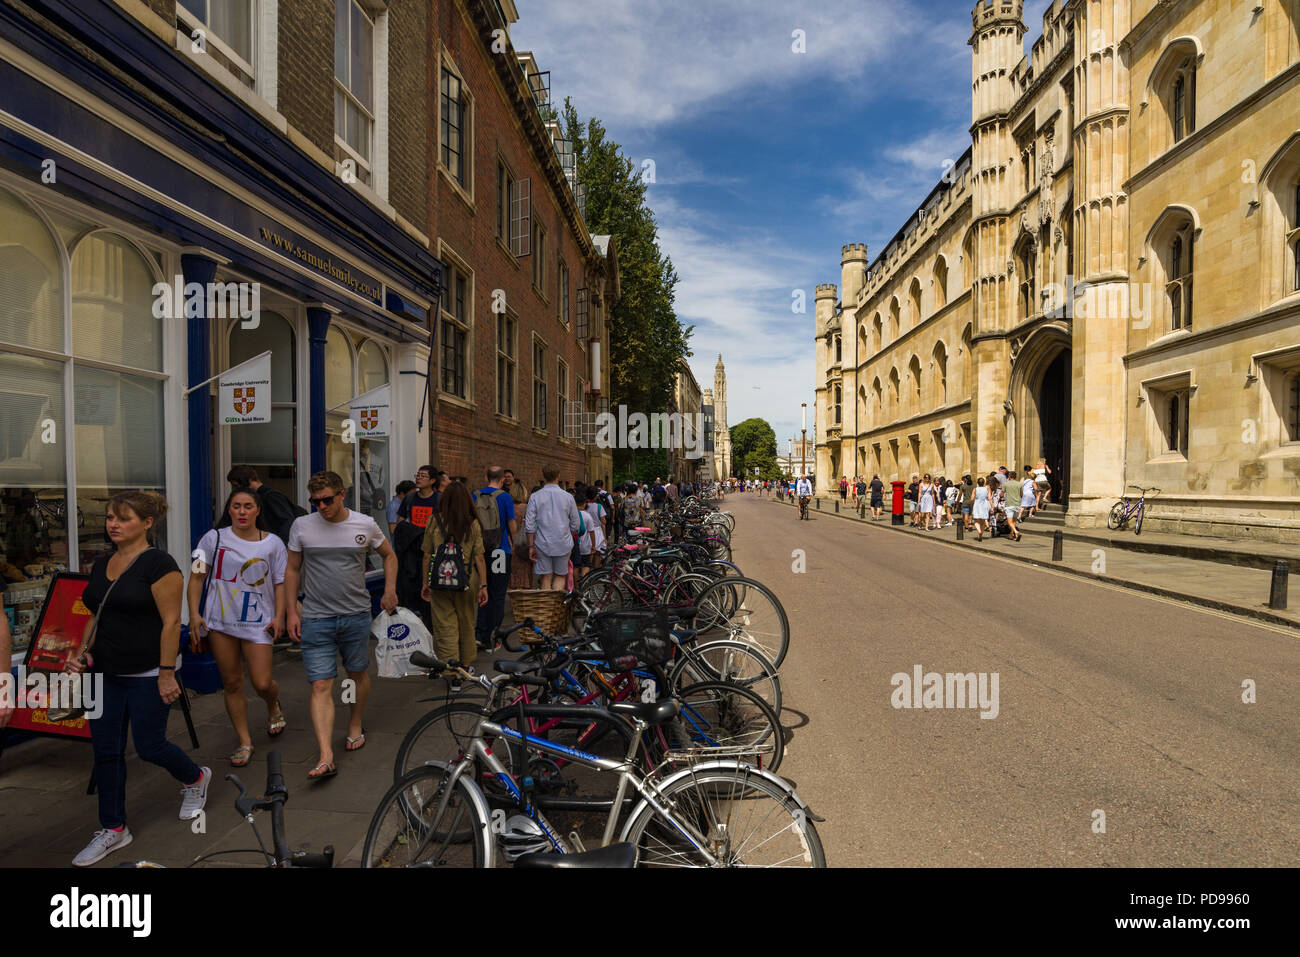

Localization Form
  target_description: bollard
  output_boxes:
[816,497,821,510]
[1269,560,1288,610]
[956,520,964,541]
[835,499,839,513]
[1052,530,1064,562]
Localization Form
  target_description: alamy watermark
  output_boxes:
[151,275,261,328]
[593,406,705,454]
[0,667,104,720]
[890,665,999,719]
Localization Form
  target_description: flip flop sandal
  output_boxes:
[307,762,337,780]
[231,745,254,767]
[267,710,287,737]
[345,730,366,752]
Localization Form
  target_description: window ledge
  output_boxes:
[532,427,549,437]
[174,28,284,134]
[1260,444,1300,460]
[495,413,520,427]
[438,393,475,412]
[438,165,474,211]
[1146,327,1193,349]
[497,238,520,265]
[1145,452,1188,465]
[533,285,550,306]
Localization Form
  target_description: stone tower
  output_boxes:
[713,354,731,479]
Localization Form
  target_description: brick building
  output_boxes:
[427,0,618,488]
[0,0,444,659]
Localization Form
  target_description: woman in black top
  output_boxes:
[66,491,209,867]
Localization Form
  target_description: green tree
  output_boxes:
[730,418,781,480]
[562,99,692,480]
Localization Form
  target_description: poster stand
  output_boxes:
[0,572,200,788]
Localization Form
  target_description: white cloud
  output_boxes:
[512,0,956,129]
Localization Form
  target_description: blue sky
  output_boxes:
[513,0,1056,454]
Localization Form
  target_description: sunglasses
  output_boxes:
[309,492,340,507]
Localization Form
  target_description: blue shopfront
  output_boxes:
[0,2,441,664]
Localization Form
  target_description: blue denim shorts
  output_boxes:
[299,612,372,681]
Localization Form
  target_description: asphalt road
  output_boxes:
[725,492,1300,867]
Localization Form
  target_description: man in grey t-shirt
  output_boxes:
[285,471,397,781]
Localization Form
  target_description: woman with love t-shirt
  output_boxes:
[188,488,288,767]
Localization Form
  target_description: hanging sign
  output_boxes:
[350,383,391,438]
[218,352,272,425]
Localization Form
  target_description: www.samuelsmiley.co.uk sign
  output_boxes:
[255,221,383,305]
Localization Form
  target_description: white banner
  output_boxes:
[218,352,272,425]
[350,383,391,437]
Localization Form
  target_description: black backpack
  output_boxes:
[428,514,470,592]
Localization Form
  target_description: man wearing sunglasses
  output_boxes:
[284,471,398,781]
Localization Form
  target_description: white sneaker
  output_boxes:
[73,827,133,867]
[179,766,211,821]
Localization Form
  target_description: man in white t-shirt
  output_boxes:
[285,470,398,781]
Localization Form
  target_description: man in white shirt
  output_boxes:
[795,475,813,520]
[524,466,582,591]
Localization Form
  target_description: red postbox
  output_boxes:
[890,480,906,525]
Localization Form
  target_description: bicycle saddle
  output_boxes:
[514,842,636,869]
[609,699,680,725]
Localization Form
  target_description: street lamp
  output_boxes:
[800,402,807,484]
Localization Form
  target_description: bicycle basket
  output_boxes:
[591,607,672,668]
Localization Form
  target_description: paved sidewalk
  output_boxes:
[775,496,1300,630]
[0,642,499,868]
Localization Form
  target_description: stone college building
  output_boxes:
[814,0,1300,542]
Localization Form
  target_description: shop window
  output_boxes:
[439,261,469,399]
[497,311,516,418]
[533,338,548,431]
[0,194,171,649]
[228,311,297,503]
[0,187,62,353]
[71,232,163,372]
[334,0,375,185]
[178,0,255,83]
[70,234,167,572]
[354,336,390,531]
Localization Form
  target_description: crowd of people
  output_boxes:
[15,462,718,865]
[857,459,1054,541]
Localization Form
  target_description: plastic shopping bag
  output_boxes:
[372,607,435,678]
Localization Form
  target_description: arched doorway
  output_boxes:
[1037,350,1070,506]
[1008,325,1071,508]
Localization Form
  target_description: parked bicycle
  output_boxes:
[363,653,823,868]
[1107,485,1159,535]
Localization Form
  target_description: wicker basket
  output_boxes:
[507,588,571,635]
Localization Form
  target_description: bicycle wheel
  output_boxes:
[668,640,782,714]
[661,571,719,612]
[363,764,489,868]
[393,701,508,783]
[1134,502,1144,535]
[1107,501,1127,530]
[691,577,790,670]
[624,765,824,867]
[669,681,784,772]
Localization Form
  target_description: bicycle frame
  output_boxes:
[433,714,723,863]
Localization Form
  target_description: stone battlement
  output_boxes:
[815,283,838,299]
[971,0,1023,30]
[841,243,869,261]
